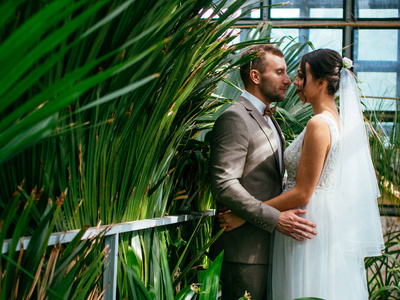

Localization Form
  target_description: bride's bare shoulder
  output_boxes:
[304,115,331,144]
[306,115,330,130]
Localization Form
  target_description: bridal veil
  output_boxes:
[335,68,384,257]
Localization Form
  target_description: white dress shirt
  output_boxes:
[241,90,283,174]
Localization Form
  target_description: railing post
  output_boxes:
[103,233,119,300]
[1,210,216,299]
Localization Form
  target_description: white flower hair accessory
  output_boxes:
[342,57,353,69]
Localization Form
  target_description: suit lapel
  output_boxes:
[270,116,286,178]
[238,97,281,178]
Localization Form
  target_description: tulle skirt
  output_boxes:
[271,189,369,300]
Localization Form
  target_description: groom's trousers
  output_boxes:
[220,261,269,300]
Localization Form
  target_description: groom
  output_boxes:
[210,45,317,300]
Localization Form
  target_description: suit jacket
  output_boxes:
[210,96,285,264]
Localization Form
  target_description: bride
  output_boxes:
[218,48,384,299]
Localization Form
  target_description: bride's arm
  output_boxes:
[264,116,331,211]
[218,116,331,231]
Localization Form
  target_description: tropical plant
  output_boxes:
[0,0,281,298]
[366,106,399,205]
[0,0,276,230]
[116,217,224,299]
[365,105,399,300]
[2,0,395,298]
[0,186,106,299]
[366,230,400,299]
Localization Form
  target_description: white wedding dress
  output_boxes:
[272,114,371,300]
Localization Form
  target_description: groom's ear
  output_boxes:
[249,69,261,85]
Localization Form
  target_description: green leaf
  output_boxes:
[198,251,223,300]
[0,252,63,300]
[124,261,153,300]
[159,230,174,300]
[174,285,196,300]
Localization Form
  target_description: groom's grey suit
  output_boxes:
[210,95,285,299]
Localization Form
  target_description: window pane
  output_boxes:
[227,28,242,45]
[270,0,343,19]
[200,8,240,19]
[310,8,343,18]
[270,28,300,49]
[270,8,300,18]
[309,29,343,51]
[356,0,399,18]
[354,29,400,111]
[271,28,343,53]
[250,8,261,18]
[357,72,398,110]
[355,29,398,61]
[379,122,396,137]
[240,1,263,19]
[203,0,262,19]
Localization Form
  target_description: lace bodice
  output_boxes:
[284,114,340,193]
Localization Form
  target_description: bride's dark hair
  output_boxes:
[300,49,342,95]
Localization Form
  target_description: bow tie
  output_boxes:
[263,106,276,117]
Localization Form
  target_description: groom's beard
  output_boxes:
[259,80,286,103]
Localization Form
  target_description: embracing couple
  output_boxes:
[210,45,385,300]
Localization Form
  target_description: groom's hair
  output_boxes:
[240,44,284,88]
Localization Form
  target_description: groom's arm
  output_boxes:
[218,208,316,240]
[211,109,317,239]
[210,109,280,233]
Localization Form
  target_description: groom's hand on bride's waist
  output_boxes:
[218,210,246,232]
[275,209,317,241]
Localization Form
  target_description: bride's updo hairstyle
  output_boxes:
[300,49,342,95]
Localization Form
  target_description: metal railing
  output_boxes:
[1,209,216,300]
[2,206,398,299]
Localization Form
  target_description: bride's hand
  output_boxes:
[218,210,246,232]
